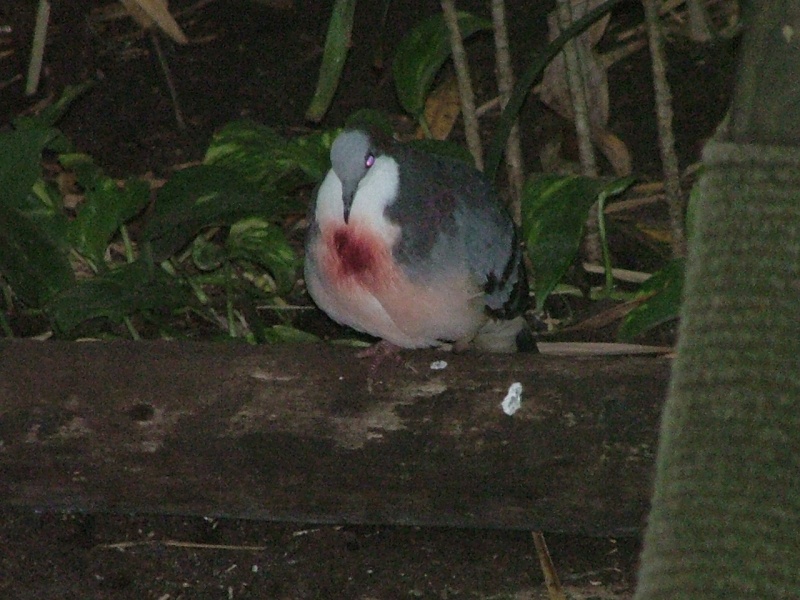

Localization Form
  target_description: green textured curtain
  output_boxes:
[635,3,800,598]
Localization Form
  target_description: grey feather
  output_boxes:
[384,140,530,323]
[330,129,372,221]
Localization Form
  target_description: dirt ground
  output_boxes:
[0,0,738,598]
[1,511,642,600]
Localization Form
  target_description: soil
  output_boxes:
[0,0,738,598]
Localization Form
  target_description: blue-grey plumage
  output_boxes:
[304,128,535,352]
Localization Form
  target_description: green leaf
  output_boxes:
[59,152,104,189]
[283,130,336,183]
[0,127,58,212]
[226,218,298,294]
[191,236,226,271]
[0,203,75,306]
[142,164,280,260]
[25,179,70,244]
[205,120,328,190]
[205,121,288,186]
[393,12,491,118]
[0,129,71,258]
[62,154,151,266]
[596,176,637,294]
[305,0,358,122]
[261,325,320,344]
[522,174,609,312]
[13,82,93,131]
[618,258,685,341]
[47,260,191,333]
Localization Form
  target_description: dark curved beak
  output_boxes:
[341,182,357,224]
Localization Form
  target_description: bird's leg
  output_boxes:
[357,340,404,389]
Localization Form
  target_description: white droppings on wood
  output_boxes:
[501,382,523,416]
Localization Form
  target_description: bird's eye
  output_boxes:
[365,154,375,168]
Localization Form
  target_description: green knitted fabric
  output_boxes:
[635,140,800,598]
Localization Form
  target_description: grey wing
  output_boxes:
[386,147,529,318]
[456,188,530,319]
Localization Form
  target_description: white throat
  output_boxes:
[350,155,399,224]
[315,155,400,234]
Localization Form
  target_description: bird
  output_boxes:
[304,128,535,353]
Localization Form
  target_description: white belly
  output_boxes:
[306,222,485,348]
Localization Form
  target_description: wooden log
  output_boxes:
[0,340,670,535]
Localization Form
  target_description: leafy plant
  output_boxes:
[618,257,685,341]
[0,127,74,308]
[305,0,358,122]
[392,12,492,124]
[521,174,635,312]
[0,97,329,341]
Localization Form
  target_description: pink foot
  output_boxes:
[356,340,404,383]
[356,339,402,359]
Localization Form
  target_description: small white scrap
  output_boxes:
[501,382,523,415]
[430,360,448,370]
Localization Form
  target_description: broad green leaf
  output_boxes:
[205,121,288,185]
[0,130,70,255]
[47,260,191,333]
[142,164,280,260]
[25,179,70,244]
[205,120,328,189]
[0,203,75,306]
[226,218,298,294]
[522,174,610,312]
[305,0,358,122]
[0,127,58,212]
[393,12,491,118]
[618,258,685,341]
[62,154,151,266]
[283,130,336,182]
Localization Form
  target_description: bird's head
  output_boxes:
[330,129,381,223]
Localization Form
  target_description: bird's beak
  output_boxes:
[341,182,357,224]
[342,199,352,224]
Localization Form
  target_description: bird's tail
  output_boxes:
[471,316,538,353]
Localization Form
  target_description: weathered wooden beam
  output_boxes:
[0,340,670,535]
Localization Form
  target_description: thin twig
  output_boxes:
[149,29,187,130]
[555,0,598,177]
[25,0,50,95]
[491,0,524,219]
[685,0,714,41]
[582,262,653,283]
[532,531,567,600]
[642,0,686,257]
[0,73,23,92]
[555,0,601,263]
[96,540,267,551]
[440,0,483,170]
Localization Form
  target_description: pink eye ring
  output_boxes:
[365,154,375,168]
